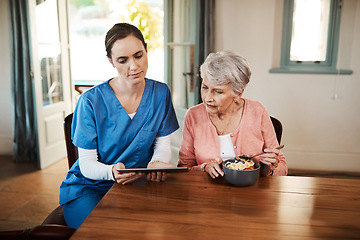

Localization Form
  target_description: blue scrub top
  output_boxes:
[59,78,179,205]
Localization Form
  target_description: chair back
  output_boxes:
[270,116,282,144]
[64,113,78,169]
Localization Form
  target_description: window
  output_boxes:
[68,0,164,96]
[270,0,352,74]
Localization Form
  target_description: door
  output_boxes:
[165,0,200,164]
[28,0,72,169]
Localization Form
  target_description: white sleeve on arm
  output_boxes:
[150,135,172,163]
[78,148,115,181]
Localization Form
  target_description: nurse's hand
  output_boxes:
[147,161,175,182]
[112,162,144,185]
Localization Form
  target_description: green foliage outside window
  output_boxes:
[69,0,163,52]
[70,0,96,8]
[120,0,163,52]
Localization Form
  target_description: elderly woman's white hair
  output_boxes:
[200,51,251,95]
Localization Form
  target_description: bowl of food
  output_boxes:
[222,158,260,187]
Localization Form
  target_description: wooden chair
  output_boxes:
[0,113,77,239]
[64,112,78,169]
[270,116,283,144]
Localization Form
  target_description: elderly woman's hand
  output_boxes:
[259,147,281,176]
[112,162,144,184]
[147,161,175,182]
[204,157,224,179]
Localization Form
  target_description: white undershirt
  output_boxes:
[128,112,136,119]
[78,112,172,181]
[218,134,236,160]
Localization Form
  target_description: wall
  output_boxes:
[215,0,360,172]
[0,0,13,155]
[1,0,359,172]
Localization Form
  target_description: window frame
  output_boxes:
[270,0,352,74]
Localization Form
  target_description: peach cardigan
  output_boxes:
[178,99,287,176]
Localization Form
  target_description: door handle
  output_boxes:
[183,45,195,92]
[182,72,193,76]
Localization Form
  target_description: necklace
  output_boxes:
[210,99,244,135]
[218,124,230,135]
[211,108,234,135]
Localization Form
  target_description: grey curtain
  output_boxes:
[196,0,215,103]
[9,0,38,163]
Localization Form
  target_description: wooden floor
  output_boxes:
[0,156,68,231]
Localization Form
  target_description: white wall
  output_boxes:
[0,0,13,155]
[1,0,359,173]
[215,0,360,172]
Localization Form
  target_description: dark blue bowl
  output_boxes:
[222,159,260,187]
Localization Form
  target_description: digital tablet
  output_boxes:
[116,167,189,173]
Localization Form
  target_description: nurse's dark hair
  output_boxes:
[105,23,146,58]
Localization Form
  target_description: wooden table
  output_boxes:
[71,171,360,239]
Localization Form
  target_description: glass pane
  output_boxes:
[168,0,193,109]
[68,0,164,98]
[290,0,331,61]
[35,0,63,106]
[39,45,62,105]
[169,45,192,109]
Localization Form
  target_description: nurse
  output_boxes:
[59,23,179,229]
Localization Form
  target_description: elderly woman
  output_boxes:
[178,51,287,178]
